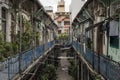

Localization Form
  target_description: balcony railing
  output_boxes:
[73,41,120,80]
[0,41,55,80]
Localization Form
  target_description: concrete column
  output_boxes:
[40,25,43,45]
[51,31,53,41]
[45,29,47,43]
[50,31,52,41]
[6,10,11,42]
[0,6,2,30]
[42,28,45,50]
[82,65,90,80]
[48,30,50,42]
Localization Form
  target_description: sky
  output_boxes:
[39,0,71,12]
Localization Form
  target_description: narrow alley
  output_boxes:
[56,51,73,80]
[0,0,120,80]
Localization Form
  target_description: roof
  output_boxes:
[72,0,91,24]
[55,15,70,21]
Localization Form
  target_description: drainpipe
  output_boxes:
[18,1,23,74]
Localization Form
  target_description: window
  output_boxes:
[58,22,61,26]
[110,36,119,48]
[58,5,64,7]
[64,21,70,25]
[46,10,53,12]
[58,30,61,34]
[2,7,7,41]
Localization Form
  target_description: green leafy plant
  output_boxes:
[68,59,77,80]
[37,64,57,80]
[36,32,41,45]
[86,38,92,49]
[0,39,17,61]
[18,18,33,51]
[58,33,69,40]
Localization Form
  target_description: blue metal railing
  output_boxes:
[0,40,55,80]
[73,41,120,80]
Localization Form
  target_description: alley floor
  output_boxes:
[56,51,73,80]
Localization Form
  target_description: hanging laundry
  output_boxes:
[109,20,119,36]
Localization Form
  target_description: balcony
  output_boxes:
[73,41,120,80]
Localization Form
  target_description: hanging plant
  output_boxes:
[36,32,41,45]
[86,38,92,49]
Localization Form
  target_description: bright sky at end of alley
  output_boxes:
[39,0,71,12]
